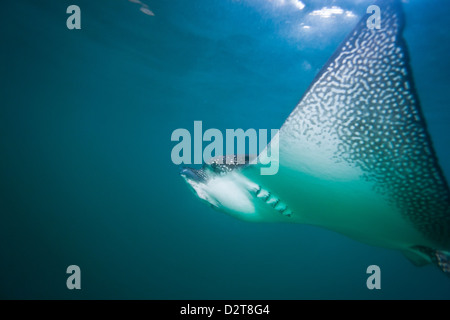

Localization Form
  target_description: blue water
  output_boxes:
[1,0,449,299]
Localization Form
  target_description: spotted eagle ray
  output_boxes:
[180,0,450,275]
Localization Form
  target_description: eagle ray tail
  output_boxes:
[413,246,450,276]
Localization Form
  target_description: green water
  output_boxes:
[1,0,449,299]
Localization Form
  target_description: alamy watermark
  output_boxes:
[171,121,279,175]
[367,5,381,30]
[66,265,81,290]
[66,5,81,30]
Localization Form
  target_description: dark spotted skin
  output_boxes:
[281,0,450,248]
[206,155,257,174]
